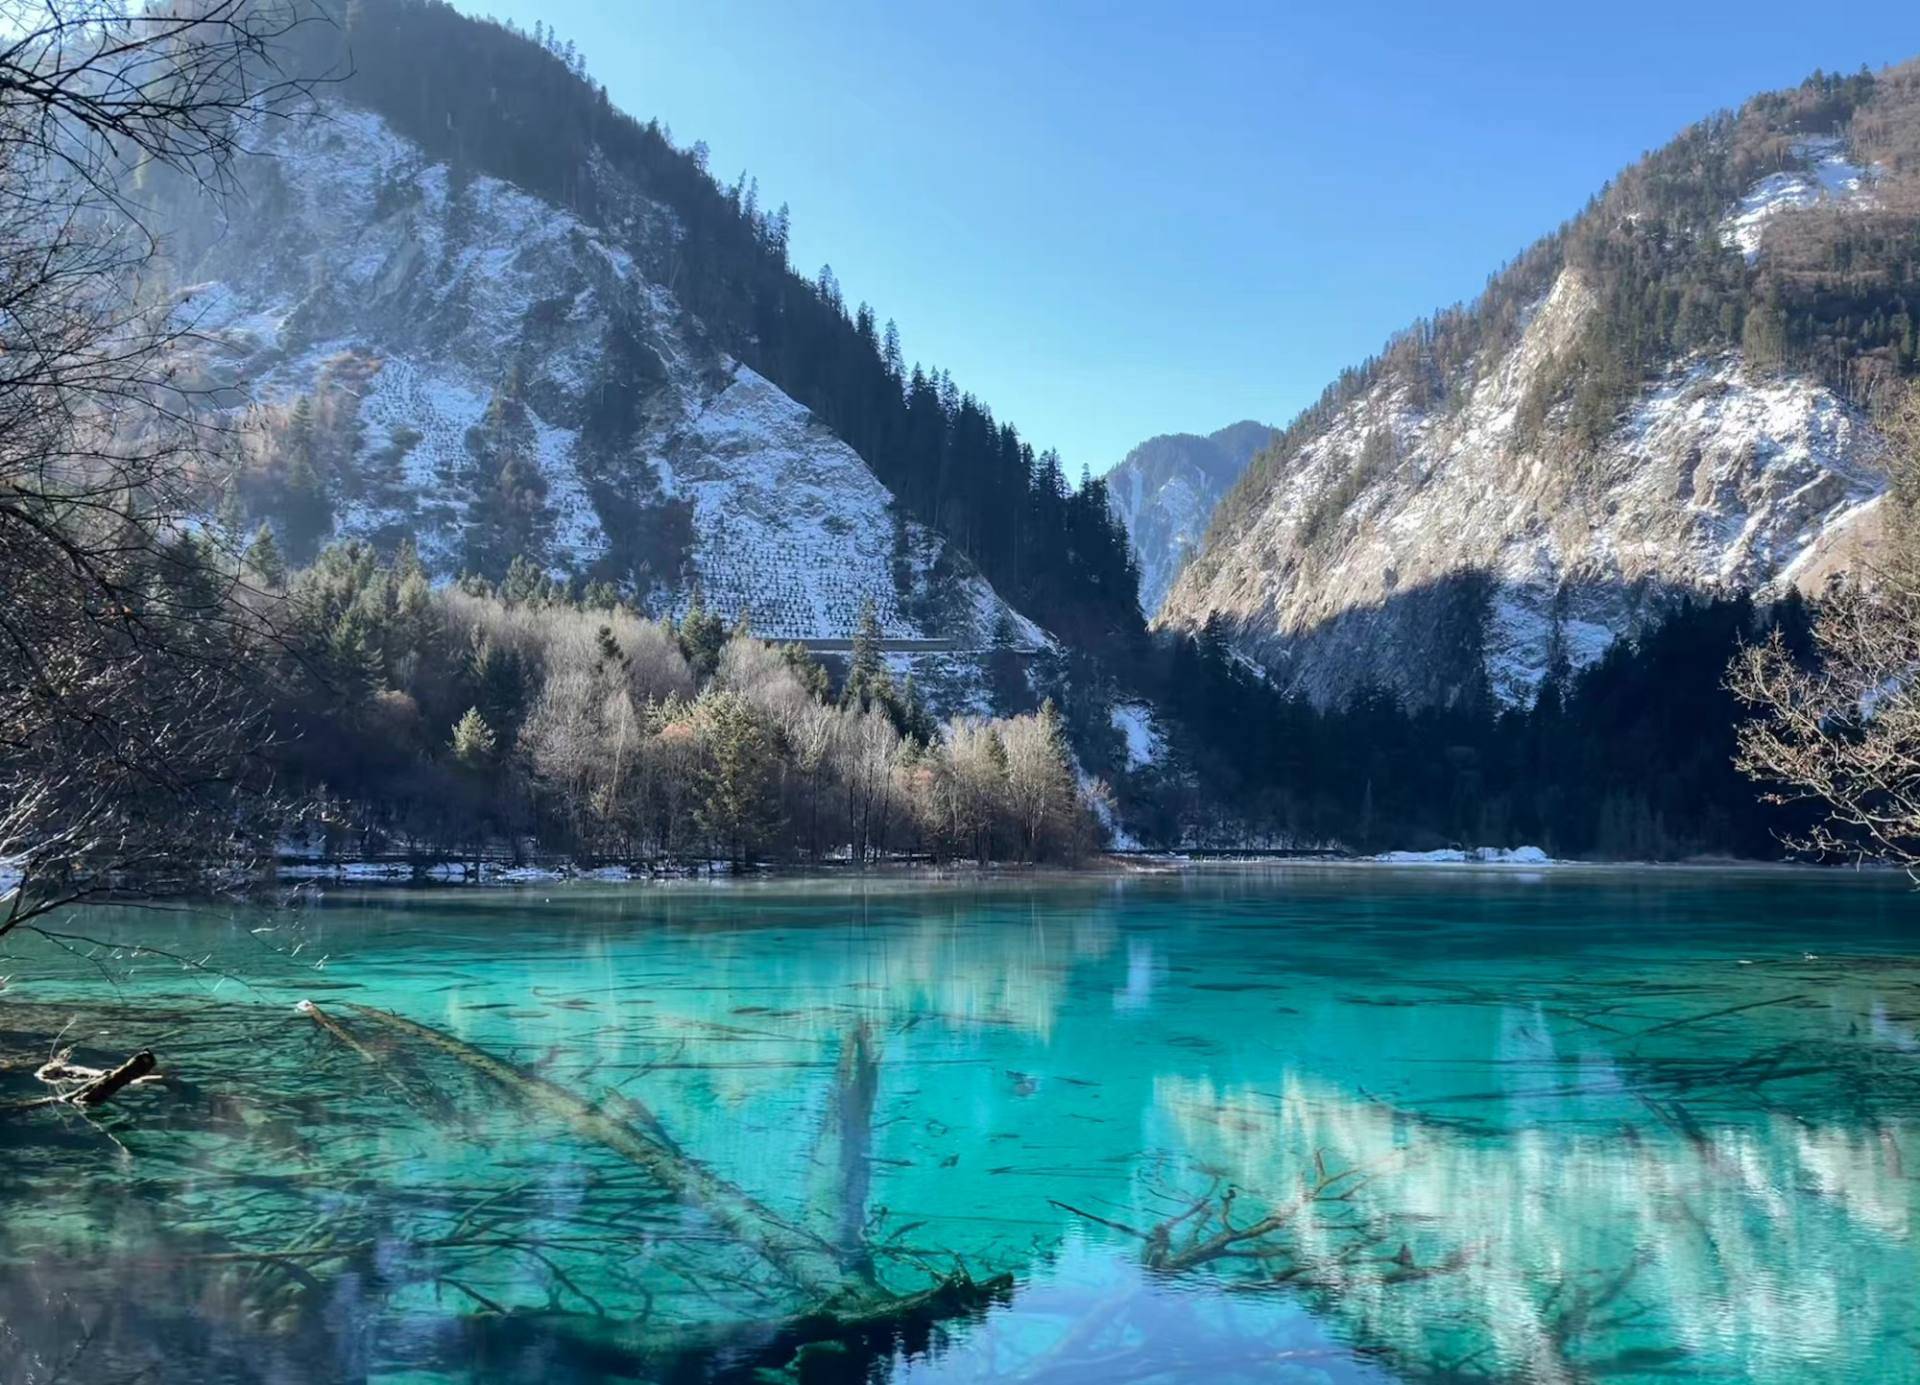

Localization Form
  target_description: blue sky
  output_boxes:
[454,1,1916,474]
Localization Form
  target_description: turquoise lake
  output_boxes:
[3,866,1919,1383]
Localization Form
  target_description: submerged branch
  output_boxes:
[344,1003,852,1295]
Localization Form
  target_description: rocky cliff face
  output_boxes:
[153,102,1049,711]
[1103,421,1272,617]
[1159,68,1918,708]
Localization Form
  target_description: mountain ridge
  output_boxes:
[242,0,1145,653]
[158,95,1051,715]
[1159,60,1920,708]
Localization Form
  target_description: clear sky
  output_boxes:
[453,1,1916,475]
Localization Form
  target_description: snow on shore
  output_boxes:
[1371,846,1557,865]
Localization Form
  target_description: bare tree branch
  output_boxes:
[0,1,331,930]
[1731,383,1920,879]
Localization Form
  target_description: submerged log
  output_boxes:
[831,1023,879,1276]
[343,1004,850,1295]
[460,1267,1015,1380]
[299,1000,462,1123]
[303,1004,1011,1361]
[67,1050,157,1107]
[296,999,381,1064]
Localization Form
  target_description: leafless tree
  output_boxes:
[1731,385,1920,876]
[941,716,1008,865]
[0,1,330,935]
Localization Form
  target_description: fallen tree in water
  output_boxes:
[330,1003,852,1295]
[3,1048,161,1115]
[301,1001,1012,1377]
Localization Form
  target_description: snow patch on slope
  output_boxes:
[163,101,1050,674]
[1612,355,1886,588]
[1110,702,1164,770]
[1720,135,1881,261]
[655,363,1043,645]
[1160,263,1890,710]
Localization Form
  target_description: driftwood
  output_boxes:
[4,1048,159,1114]
[67,1050,157,1107]
[341,1003,852,1296]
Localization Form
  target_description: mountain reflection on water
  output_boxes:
[0,868,1915,1383]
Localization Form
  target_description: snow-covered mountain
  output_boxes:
[1160,62,1919,708]
[1103,421,1272,616]
[156,102,1047,708]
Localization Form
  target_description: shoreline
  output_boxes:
[264,850,1911,890]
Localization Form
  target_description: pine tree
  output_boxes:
[326,607,385,701]
[450,706,497,767]
[217,482,246,538]
[467,635,528,743]
[595,624,628,668]
[392,563,435,677]
[281,450,331,563]
[843,595,888,710]
[693,691,780,862]
[501,554,545,605]
[678,586,727,683]
[882,320,904,381]
[766,202,790,262]
[392,536,426,586]
[1198,612,1231,671]
[780,642,832,701]
[287,395,315,461]
[243,521,286,588]
[898,671,935,745]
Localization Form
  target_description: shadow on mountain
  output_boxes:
[1211,567,1699,711]
[1138,568,1821,859]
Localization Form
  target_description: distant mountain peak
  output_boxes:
[1104,420,1274,616]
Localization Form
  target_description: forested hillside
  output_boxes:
[1122,595,1823,858]
[282,0,1141,649]
[1162,61,1920,708]
[1214,64,1918,543]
